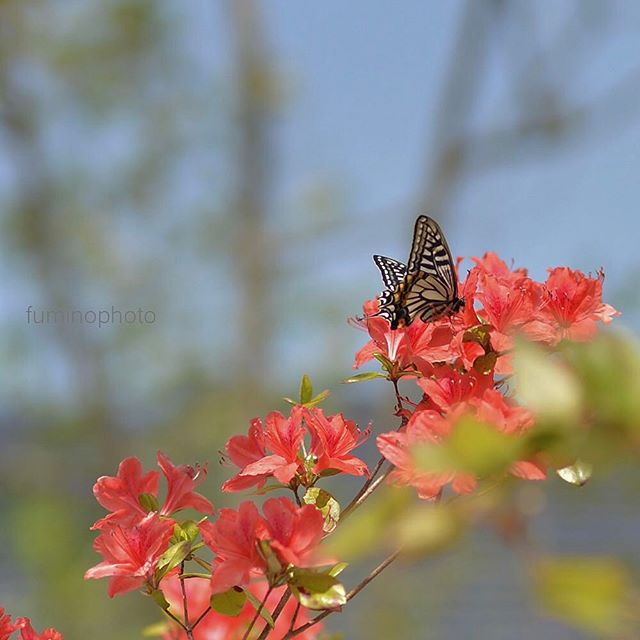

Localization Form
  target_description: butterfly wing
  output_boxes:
[403,216,461,325]
[373,255,407,289]
[372,215,461,328]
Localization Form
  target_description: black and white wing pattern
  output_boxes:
[373,215,464,329]
[373,255,407,289]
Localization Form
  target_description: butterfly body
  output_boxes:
[373,215,464,329]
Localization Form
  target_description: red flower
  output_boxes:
[160,576,321,640]
[14,620,63,640]
[91,457,160,530]
[222,418,269,492]
[201,498,327,594]
[0,609,18,640]
[524,267,619,345]
[377,410,476,499]
[417,365,493,413]
[262,497,326,568]
[157,451,214,518]
[91,453,213,531]
[304,408,370,477]
[223,409,305,491]
[84,512,174,597]
[470,388,534,435]
[354,313,410,369]
[200,501,267,594]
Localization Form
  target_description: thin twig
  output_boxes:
[162,608,188,633]
[288,602,301,633]
[340,464,392,522]
[255,589,292,640]
[179,562,190,629]
[283,551,401,639]
[242,586,273,640]
[190,606,212,632]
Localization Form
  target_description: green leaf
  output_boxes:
[342,371,386,384]
[463,325,492,349]
[472,351,497,374]
[174,520,199,542]
[514,340,581,423]
[535,556,630,635]
[148,588,170,610]
[244,589,275,628]
[210,587,246,617]
[300,374,314,404]
[373,352,393,371]
[283,396,297,406]
[290,569,347,610]
[138,492,160,513]
[305,389,331,407]
[395,504,463,558]
[556,460,593,486]
[328,562,349,577]
[156,540,191,578]
[303,488,341,533]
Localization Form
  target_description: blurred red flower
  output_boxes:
[0,609,18,640]
[160,575,321,640]
[14,620,63,640]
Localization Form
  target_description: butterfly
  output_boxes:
[373,215,464,329]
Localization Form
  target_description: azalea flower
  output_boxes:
[221,417,269,492]
[91,457,160,529]
[222,409,304,491]
[262,497,326,568]
[157,451,214,517]
[304,408,370,477]
[377,409,476,499]
[84,512,174,597]
[14,619,63,640]
[200,501,267,594]
[201,498,326,594]
[416,365,493,413]
[222,407,369,491]
[91,453,213,531]
[524,267,619,345]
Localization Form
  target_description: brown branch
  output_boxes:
[255,589,292,640]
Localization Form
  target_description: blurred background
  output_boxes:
[1,1,640,638]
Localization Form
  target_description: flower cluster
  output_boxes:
[356,254,618,499]
[222,406,370,492]
[85,452,214,597]
[0,610,62,640]
[86,452,329,639]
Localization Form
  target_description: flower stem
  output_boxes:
[179,562,190,630]
[242,586,273,640]
[255,589,291,640]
